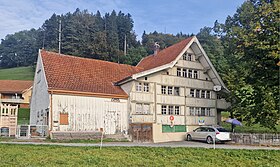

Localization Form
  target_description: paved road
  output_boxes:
[1,141,279,150]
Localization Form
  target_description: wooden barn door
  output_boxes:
[130,123,153,142]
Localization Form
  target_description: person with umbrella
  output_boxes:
[225,118,242,132]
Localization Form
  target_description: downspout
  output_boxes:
[154,82,157,123]
[50,91,53,138]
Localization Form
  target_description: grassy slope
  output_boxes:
[0,66,34,80]
[0,145,279,167]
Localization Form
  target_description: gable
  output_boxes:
[40,50,143,97]
[129,36,228,92]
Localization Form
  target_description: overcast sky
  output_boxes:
[0,0,245,41]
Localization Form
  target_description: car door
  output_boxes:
[199,127,208,140]
[192,127,201,140]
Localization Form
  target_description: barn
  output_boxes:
[30,36,230,142]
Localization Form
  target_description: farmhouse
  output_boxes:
[30,36,230,142]
[0,80,33,136]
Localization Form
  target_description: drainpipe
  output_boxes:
[154,82,157,124]
[50,91,53,138]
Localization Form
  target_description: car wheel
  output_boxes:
[206,136,213,144]
[186,135,192,141]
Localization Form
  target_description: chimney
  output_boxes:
[153,42,160,55]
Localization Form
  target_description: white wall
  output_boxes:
[51,94,129,134]
[30,53,50,126]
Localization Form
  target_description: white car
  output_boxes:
[186,126,231,144]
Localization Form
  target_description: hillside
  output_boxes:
[0,66,34,80]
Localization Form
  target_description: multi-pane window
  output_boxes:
[190,89,195,97]
[136,82,149,92]
[168,106,174,115]
[188,69,193,78]
[193,70,198,79]
[162,85,180,96]
[206,91,211,99]
[189,107,212,116]
[190,107,195,116]
[196,89,200,98]
[201,108,206,116]
[201,90,206,98]
[161,105,167,115]
[183,53,187,60]
[136,103,150,114]
[161,86,167,94]
[187,54,192,61]
[168,86,173,95]
[143,83,149,92]
[177,68,182,76]
[174,87,180,96]
[190,89,211,99]
[136,82,142,92]
[162,105,180,115]
[175,106,180,115]
[182,69,187,77]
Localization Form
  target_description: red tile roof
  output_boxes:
[137,37,193,70]
[41,50,143,96]
[0,80,33,94]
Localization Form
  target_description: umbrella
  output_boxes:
[225,118,242,126]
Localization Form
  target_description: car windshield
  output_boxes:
[216,128,228,132]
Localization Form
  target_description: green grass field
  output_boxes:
[0,66,34,80]
[0,144,279,167]
[17,108,30,125]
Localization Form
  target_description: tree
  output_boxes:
[215,0,280,129]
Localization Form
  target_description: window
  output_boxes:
[193,70,198,79]
[168,106,174,115]
[136,103,142,114]
[136,82,142,92]
[168,86,173,95]
[175,106,180,115]
[206,108,211,116]
[201,90,206,98]
[188,69,193,78]
[136,103,150,114]
[161,105,167,115]
[190,89,195,97]
[196,89,200,98]
[143,83,149,92]
[143,104,150,114]
[187,54,192,61]
[174,87,180,96]
[201,108,206,116]
[183,53,187,60]
[190,107,195,116]
[206,91,211,99]
[161,86,167,94]
[177,68,182,76]
[195,108,200,116]
[182,69,187,77]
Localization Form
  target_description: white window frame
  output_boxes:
[177,68,182,77]
[168,106,174,115]
[143,83,149,92]
[190,107,195,116]
[168,86,173,95]
[161,105,167,115]
[193,70,198,79]
[190,89,195,97]
[196,89,201,98]
[188,69,193,78]
[206,91,211,99]
[182,69,187,78]
[136,82,142,92]
[175,106,180,115]
[174,87,180,96]
[161,86,166,94]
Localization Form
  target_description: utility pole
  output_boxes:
[58,20,62,54]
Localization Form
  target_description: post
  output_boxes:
[58,20,62,54]
[213,135,216,149]
[100,129,104,150]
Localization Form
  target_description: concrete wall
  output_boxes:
[153,123,186,143]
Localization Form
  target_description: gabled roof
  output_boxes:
[40,50,143,97]
[0,80,33,94]
[137,37,193,70]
